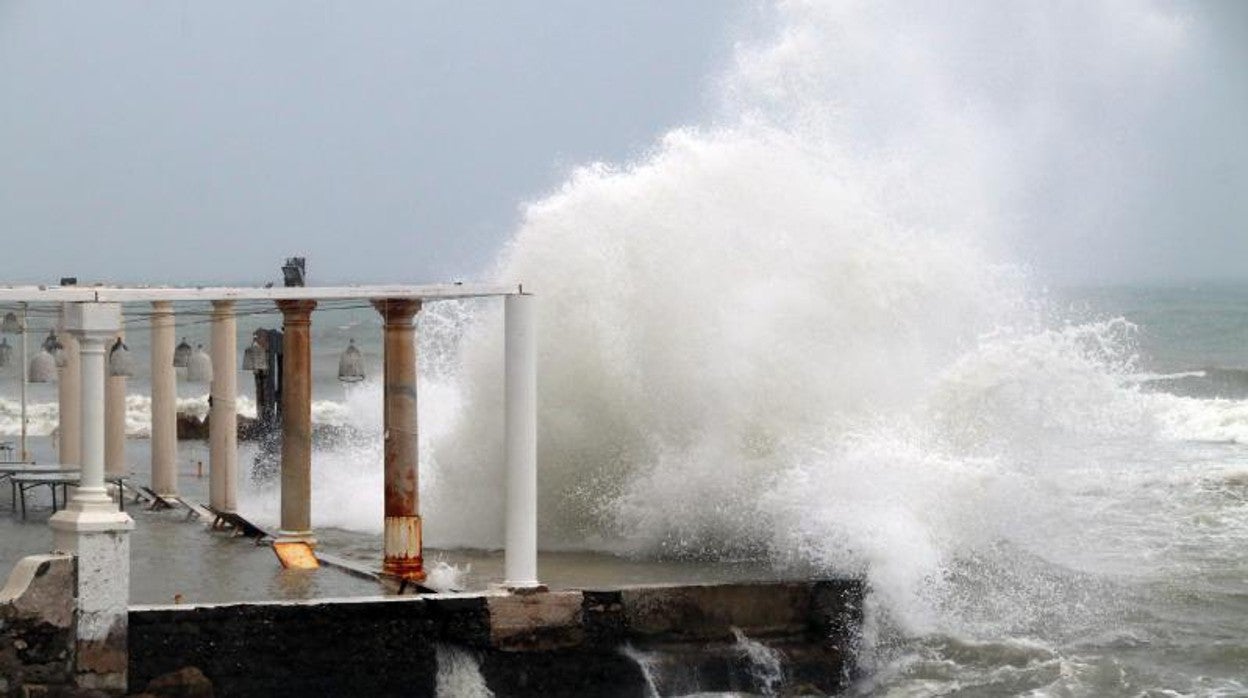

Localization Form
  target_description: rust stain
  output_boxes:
[273,541,320,569]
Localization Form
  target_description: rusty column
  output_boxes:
[373,298,425,582]
[276,299,317,544]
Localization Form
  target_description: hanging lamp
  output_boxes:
[337,339,365,383]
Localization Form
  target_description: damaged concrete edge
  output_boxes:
[0,554,77,695]
[0,554,76,628]
[128,588,508,613]
[126,579,865,696]
[0,555,74,608]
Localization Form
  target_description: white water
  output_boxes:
[408,2,1245,694]
[0,393,351,438]
[435,645,494,698]
[730,628,784,696]
[224,9,1248,692]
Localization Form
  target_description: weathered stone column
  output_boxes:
[150,301,178,498]
[504,293,540,588]
[50,302,134,694]
[105,330,127,478]
[210,300,238,513]
[57,306,82,466]
[276,299,316,544]
[373,299,424,582]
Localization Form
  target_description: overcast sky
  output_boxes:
[0,1,744,286]
[0,1,1245,287]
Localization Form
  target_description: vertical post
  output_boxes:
[276,299,316,544]
[19,303,28,462]
[57,306,82,465]
[210,300,238,513]
[150,301,178,498]
[50,302,134,694]
[105,330,127,477]
[504,293,539,588]
[373,299,424,582]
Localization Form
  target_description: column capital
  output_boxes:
[66,302,122,345]
[277,302,319,318]
[372,298,422,325]
[211,298,237,311]
[276,299,318,321]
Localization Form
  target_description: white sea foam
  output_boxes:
[435,645,493,698]
[0,393,352,438]
[402,0,1220,652]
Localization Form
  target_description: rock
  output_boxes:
[143,667,214,698]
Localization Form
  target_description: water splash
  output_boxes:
[435,645,493,698]
[226,2,1240,692]
[619,644,664,698]
[730,628,784,696]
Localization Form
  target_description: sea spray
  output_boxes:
[420,0,1214,621]
[241,3,1245,691]
[730,627,785,696]
[619,644,665,698]
[435,645,493,698]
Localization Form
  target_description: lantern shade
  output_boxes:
[0,312,21,334]
[0,338,10,368]
[41,331,68,368]
[108,338,134,378]
[337,339,365,383]
[28,350,56,383]
[173,338,192,368]
[242,339,267,372]
[41,331,61,355]
[187,345,213,383]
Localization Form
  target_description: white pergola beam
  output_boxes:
[0,283,522,303]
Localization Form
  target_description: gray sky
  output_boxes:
[0,1,1245,287]
[0,1,742,285]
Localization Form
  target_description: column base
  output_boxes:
[50,506,134,554]
[382,514,424,582]
[50,515,133,693]
[274,531,317,547]
[491,582,549,595]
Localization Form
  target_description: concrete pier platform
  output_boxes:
[128,579,864,697]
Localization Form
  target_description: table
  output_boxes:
[10,472,130,519]
[0,464,80,510]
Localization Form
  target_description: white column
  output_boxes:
[50,301,134,694]
[19,304,28,462]
[105,330,127,477]
[209,300,238,513]
[503,293,539,588]
[57,306,82,465]
[150,301,178,497]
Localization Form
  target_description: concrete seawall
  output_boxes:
[128,579,863,697]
